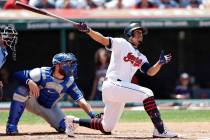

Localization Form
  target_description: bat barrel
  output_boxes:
[15,1,78,25]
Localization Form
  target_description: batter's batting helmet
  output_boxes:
[0,25,18,61]
[124,23,147,38]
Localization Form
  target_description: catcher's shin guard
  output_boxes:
[143,96,164,134]
[7,86,28,133]
[6,100,25,134]
[79,118,111,134]
[56,118,66,133]
[6,124,18,135]
[7,100,26,125]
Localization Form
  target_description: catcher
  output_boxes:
[6,52,97,134]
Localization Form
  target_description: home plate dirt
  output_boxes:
[0,122,210,140]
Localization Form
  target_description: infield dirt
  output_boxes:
[1,122,210,140]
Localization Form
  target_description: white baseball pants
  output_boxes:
[101,79,154,132]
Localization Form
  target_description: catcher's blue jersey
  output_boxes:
[0,47,8,68]
[14,67,83,108]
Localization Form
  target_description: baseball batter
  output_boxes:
[65,22,178,138]
[6,52,97,134]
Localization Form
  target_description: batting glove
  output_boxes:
[88,112,104,119]
[74,22,90,33]
[95,112,104,119]
[158,50,172,65]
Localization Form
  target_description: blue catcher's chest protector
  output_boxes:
[37,67,74,108]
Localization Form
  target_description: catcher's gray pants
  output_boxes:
[25,96,65,130]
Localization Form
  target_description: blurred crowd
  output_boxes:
[1,0,210,10]
[172,72,210,99]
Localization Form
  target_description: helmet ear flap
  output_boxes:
[124,29,135,42]
[130,31,134,38]
[124,29,132,39]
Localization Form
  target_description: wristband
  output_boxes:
[88,112,95,118]
[26,79,31,85]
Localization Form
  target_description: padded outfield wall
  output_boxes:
[1,9,210,100]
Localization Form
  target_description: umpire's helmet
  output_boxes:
[0,25,18,61]
[124,23,147,38]
[52,53,77,66]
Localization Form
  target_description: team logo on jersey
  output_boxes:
[123,52,142,67]
[46,82,63,93]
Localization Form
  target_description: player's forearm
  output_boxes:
[78,101,97,118]
[87,30,109,46]
[147,62,162,76]
[78,98,93,114]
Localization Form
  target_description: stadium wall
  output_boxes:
[1,9,210,100]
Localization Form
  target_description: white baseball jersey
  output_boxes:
[105,37,149,82]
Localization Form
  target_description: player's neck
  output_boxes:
[133,45,138,49]
[128,39,139,49]
[53,71,65,80]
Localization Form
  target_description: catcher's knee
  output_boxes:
[13,86,29,103]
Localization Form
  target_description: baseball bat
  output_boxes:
[15,1,78,25]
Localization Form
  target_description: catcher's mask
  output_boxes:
[52,53,78,78]
[124,22,148,38]
[0,25,18,61]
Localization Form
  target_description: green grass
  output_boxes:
[0,110,210,125]
[120,110,210,122]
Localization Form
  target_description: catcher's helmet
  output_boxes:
[0,25,18,61]
[52,53,78,77]
[124,23,147,38]
[52,53,77,66]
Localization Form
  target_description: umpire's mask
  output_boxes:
[0,25,18,61]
